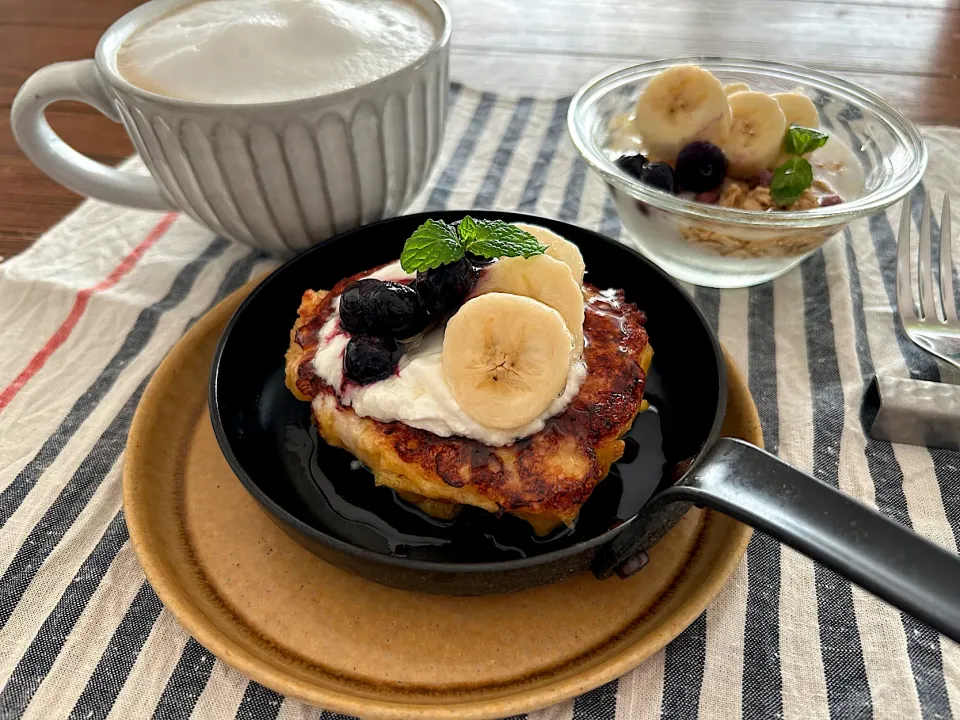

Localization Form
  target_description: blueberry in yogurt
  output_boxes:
[340,278,430,340]
[615,153,648,180]
[343,335,400,385]
[416,257,477,317]
[675,141,727,193]
[338,278,380,334]
[638,162,675,194]
[368,281,430,340]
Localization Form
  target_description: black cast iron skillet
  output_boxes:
[210,210,960,642]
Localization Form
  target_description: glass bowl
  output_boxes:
[568,57,927,288]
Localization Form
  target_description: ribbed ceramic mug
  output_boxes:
[11,0,451,257]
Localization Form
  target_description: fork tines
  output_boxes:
[897,193,956,324]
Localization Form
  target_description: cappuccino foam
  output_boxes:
[117,0,436,103]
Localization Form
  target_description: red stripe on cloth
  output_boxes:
[0,212,178,413]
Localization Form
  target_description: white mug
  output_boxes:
[12,0,451,257]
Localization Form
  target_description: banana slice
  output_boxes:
[722,91,787,178]
[724,82,750,96]
[773,92,820,129]
[513,223,586,284]
[633,65,732,162]
[443,293,573,430]
[473,254,585,352]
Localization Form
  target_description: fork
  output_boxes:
[896,193,960,371]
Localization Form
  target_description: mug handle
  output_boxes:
[12,59,173,211]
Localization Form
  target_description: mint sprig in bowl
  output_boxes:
[768,125,830,206]
[568,57,927,288]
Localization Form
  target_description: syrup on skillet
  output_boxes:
[269,366,669,563]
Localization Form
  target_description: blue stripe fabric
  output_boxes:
[235,684,284,720]
[800,251,874,719]
[152,639,217,720]
[0,86,957,720]
[68,582,164,720]
[741,281,783,720]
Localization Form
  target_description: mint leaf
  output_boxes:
[457,215,479,242]
[770,157,814,206]
[464,220,547,260]
[783,125,829,157]
[399,217,547,272]
[400,220,463,273]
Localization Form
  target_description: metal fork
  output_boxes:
[897,193,960,370]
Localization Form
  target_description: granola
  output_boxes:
[717,179,822,212]
[678,223,833,258]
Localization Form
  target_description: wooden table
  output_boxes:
[3,0,959,260]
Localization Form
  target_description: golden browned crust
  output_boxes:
[285,267,651,534]
[285,290,327,402]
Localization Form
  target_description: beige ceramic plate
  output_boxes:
[124,282,762,720]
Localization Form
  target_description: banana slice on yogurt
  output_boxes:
[472,253,585,352]
[632,64,732,161]
[724,82,751,96]
[512,223,586,285]
[722,91,788,178]
[442,293,574,430]
[773,92,820,129]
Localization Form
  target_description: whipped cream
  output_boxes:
[117,0,436,104]
[310,261,588,446]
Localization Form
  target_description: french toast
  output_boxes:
[285,267,652,534]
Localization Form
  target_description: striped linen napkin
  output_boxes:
[1,85,958,720]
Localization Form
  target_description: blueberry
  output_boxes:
[465,252,495,268]
[750,169,773,188]
[675,141,727,193]
[343,335,400,385]
[339,278,381,335]
[616,153,648,180]
[416,258,477,316]
[368,281,430,339]
[639,162,676,194]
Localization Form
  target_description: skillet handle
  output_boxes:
[661,437,960,642]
